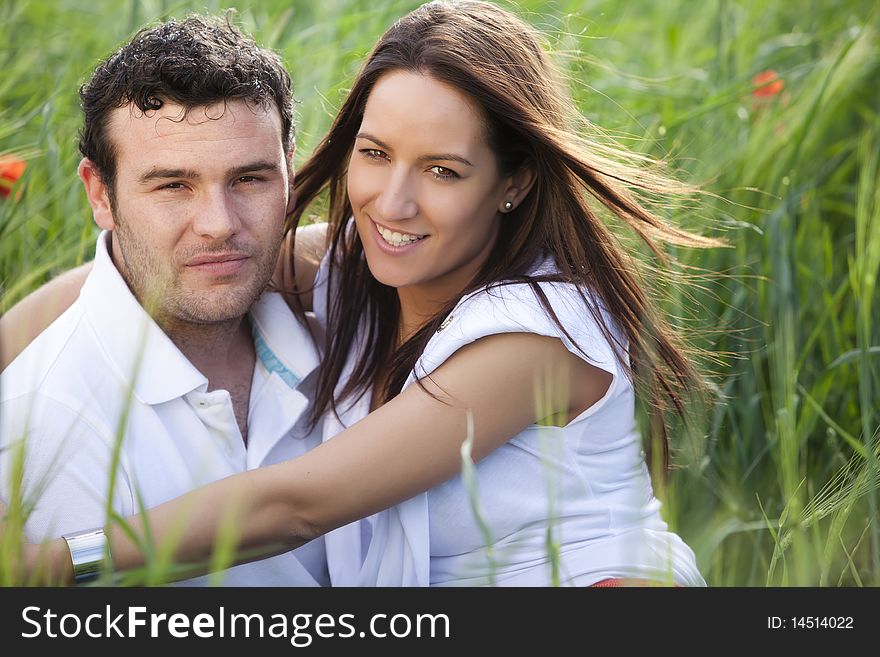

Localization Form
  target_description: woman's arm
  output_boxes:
[0,264,92,371]
[38,332,610,582]
[273,222,329,314]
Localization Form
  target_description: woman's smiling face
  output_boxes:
[347,70,515,303]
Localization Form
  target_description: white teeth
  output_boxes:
[376,224,426,247]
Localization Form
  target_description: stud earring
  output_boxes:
[503,200,514,211]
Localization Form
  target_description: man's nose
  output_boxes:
[191,188,241,240]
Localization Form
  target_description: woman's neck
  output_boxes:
[369,291,450,412]
[396,291,448,344]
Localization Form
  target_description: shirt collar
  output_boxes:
[248,292,321,388]
[81,231,321,406]
[82,231,207,405]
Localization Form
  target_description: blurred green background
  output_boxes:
[1,0,878,586]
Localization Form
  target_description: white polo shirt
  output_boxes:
[0,231,327,586]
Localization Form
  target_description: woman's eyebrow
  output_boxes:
[356,132,474,167]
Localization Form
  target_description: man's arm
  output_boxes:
[0,264,92,371]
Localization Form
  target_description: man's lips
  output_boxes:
[185,253,249,266]
[184,253,250,276]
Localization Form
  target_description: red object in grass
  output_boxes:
[752,70,784,98]
[0,155,27,199]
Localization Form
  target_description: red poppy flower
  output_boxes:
[752,70,784,98]
[0,155,27,199]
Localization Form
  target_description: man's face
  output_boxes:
[84,99,291,328]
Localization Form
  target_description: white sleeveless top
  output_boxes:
[314,254,705,586]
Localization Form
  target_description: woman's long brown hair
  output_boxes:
[288,0,721,472]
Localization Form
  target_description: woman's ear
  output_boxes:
[78,158,116,231]
[499,163,536,214]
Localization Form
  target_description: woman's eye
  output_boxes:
[361,148,388,160]
[429,165,458,180]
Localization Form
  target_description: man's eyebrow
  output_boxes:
[227,161,282,177]
[137,161,281,184]
[138,167,200,184]
[356,132,474,167]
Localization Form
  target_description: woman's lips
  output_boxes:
[370,220,428,254]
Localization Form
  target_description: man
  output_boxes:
[0,16,326,586]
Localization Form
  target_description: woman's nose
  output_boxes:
[374,169,418,222]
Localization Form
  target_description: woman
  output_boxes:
[4,0,713,586]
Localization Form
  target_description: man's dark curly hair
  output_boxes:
[79,14,293,201]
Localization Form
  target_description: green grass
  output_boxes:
[1,0,878,586]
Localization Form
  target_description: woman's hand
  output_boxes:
[0,500,73,585]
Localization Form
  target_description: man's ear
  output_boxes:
[286,148,296,215]
[499,163,537,214]
[78,158,115,231]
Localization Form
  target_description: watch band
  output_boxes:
[62,528,109,584]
